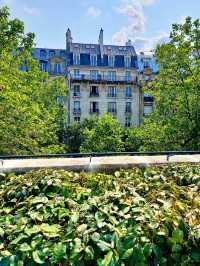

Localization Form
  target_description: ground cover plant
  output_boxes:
[0,164,200,265]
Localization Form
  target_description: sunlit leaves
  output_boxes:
[0,165,200,264]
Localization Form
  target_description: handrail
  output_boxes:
[1,151,200,160]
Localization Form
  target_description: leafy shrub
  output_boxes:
[0,164,200,265]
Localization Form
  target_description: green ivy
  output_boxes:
[0,164,200,265]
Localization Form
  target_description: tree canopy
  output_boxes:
[80,114,125,153]
[127,17,200,151]
[0,6,67,155]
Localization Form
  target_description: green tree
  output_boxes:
[64,117,97,153]
[80,114,125,152]
[0,6,67,154]
[127,17,200,151]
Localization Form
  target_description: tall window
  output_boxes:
[125,102,132,113]
[125,71,132,81]
[90,70,98,80]
[54,63,61,74]
[143,58,150,68]
[73,69,80,77]
[49,50,55,57]
[74,116,81,123]
[108,86,116,97]
[125,56,131,68]
[60,51,66,57]
[108,55,115,67]
[74,101,80,113]
[108,71,116,81]
[90,102,99,113]
[73,54,80,65]
[40,50,47,59]
[108,102,117,113]
[40,61,47,72]
[90,86,99,97]
[73,85,80,97]
[125,87,132,97]
[90,55,97,66]
[125,117,131,128]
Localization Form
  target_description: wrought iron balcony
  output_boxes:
[70,74,136,84]
[89,109,99,114]
[73,108,81,114]
[73,92,81,97]
[108,109,117,114]
[125,108,132,114]
[90,92,99,97]
[107,93,117,98]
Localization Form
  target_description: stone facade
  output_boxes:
[32,29,158,126]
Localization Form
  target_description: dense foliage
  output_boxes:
[0,6,67,155]
[0,164,200,265]
[80,114,125,153]
[127,17,200,151]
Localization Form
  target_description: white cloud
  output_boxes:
[112,0,156,45]
[139,0,156,6]
[23,7,40,16]
[132,32,169,52]
[86,6,101,18]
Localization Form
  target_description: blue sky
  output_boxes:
[0,0,199,51]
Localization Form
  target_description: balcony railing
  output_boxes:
[73,108,81,114]
[73,92,81,97]
[125,108,132,114]
[90,92,99,97]
[108,109,117,114]
[90,109,99,114]
[70,74,135,83]
[108,93,117,98]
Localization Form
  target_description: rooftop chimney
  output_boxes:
[66,28,72,51]
[126,40,132,46]
[98,28,104,46]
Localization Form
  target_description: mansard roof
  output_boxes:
[71,43,136,56]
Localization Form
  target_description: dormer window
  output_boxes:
[108,55,114,67]
[40,49,47,59]
[90,54,97,66]
[49,50,55,57]
[144,58,150,68]
[73,54,80,65]
[60,51,66,57]
[125,56,131,68]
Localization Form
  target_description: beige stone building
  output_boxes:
[32,29,144,127]
[66,29,142,127]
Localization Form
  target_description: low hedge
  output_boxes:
[0,164,200,265]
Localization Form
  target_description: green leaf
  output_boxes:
[91,232,100,242]
[30,196,48,205]
[191,250,200,262]
[121,248,133,259]
[40,223,60,238]
[97,241,111,252]
[32,250,45,264]
[19,243,32,252]
[10,234,28,245]
[25,225,41,236]
[172,229,184,244]
[53,242,66,260]
[101,251,114,266]
[77,224,87,233]
[95,211,106,223]
[70,213,79,223]
[85,246,95,260]
[0,227,4,237]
